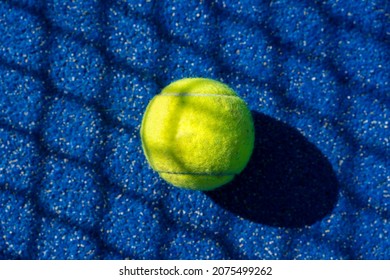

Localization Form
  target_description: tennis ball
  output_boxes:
[140,78,254,191]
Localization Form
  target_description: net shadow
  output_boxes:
[0,0,387,259]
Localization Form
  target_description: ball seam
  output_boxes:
[157,170,237,176]
[160,92,241,98]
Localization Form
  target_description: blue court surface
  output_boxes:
[0,0,388,259]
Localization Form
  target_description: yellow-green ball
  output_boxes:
[140,78,255,191]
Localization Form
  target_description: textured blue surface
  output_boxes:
[0,0,389,259]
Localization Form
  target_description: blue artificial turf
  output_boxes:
[0,0,389,259]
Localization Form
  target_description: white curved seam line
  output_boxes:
[157,170,237,176]
[160,92,241,98]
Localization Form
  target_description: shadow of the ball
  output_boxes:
[207,111,339,228]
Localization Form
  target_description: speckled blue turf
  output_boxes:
[0,0,389,260]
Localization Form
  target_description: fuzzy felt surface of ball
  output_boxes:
[141,78,255,191]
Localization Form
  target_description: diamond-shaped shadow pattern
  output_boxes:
[0,0,388,260]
